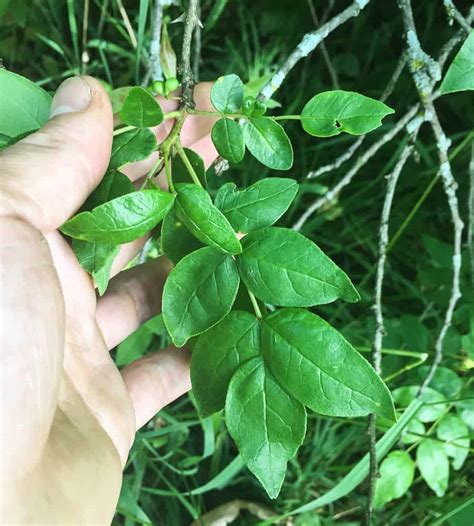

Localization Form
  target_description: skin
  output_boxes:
[0,77,217,524]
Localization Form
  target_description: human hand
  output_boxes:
[0,76,218,524]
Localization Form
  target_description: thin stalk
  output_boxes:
[248,290,262,319]
[175,141,203,187]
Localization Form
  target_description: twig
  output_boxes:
[380,53,407,102]
[308,136,365,179]
[179,0,199,109]
[148,0,164,82]
[437,7,474,72]
[366,144,414,526]
[193,0,202,80]
[398,0,464,395]
[306,0,340,89]
[469,141,474,286]
[293,104,419,230]
[307,53,407,180]
[259,0,371,101]
[442,0,472,33]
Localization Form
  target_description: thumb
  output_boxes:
[0,76,113,232]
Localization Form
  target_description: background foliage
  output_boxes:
[1,0,472,524]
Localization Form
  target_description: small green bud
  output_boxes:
[151,80,165,96]
[164,77,180,97]
[252,100,267,116]
[242,95,255,116]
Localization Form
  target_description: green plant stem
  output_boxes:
[187,108,302,121]
[163,152,174,193]
[174,140,203,187]
[247,290,262,319]
[113,124,135,136]
[140,154,164,190]
[164,110,182,119]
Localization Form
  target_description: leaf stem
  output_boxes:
[247,290,262,319]
[163,152,175,193]
[175,141,203,187]
[113,124,135,136]
[163,110,183,120]
[187,108,302,121]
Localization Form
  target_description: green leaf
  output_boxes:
[82,170,135,211]
[440,32,474,94]
[211,74,244,113]
[211,118,245,164]
[172,148,207,187]
[109,86,133,113]
[72,240,119,295]
[109,128,157,169]
[120,86,164,127]
[237,227,359,306]
[191,311,259,417]
[287,314,398,417]
[72,170,135,294]
[215,178,298,233]
[225,358,306,499]
[417,439,450,497]
[301,90,394,138]
[174,183,242,255]
[401,418,425,445]
[0,68,52,138]
[286,400,423,517]
[116,314,167,367]
[161,208,203,264]
[437,414,470,470]
[408,366,462,398]
[393,386,447,423]
[211,119,245,164]
[162,247,240,347]
[261,309,395,419]
[373,451,415,508]
[61,190,174,244]
[243,117,293,170]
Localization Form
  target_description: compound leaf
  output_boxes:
[162,247,240,347]
[211,118,245,164]
[175,183,242,255]
[191,311,260,417]
[301,90,394,137]
[215,178,298,233]
[225,358,306,499]
[261,309,395,419]
[61,190,174,244]
[237,227,359,306]
[243,117,293,170]
[120,86,164,127]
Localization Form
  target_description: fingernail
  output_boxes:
[50,77,92,118]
